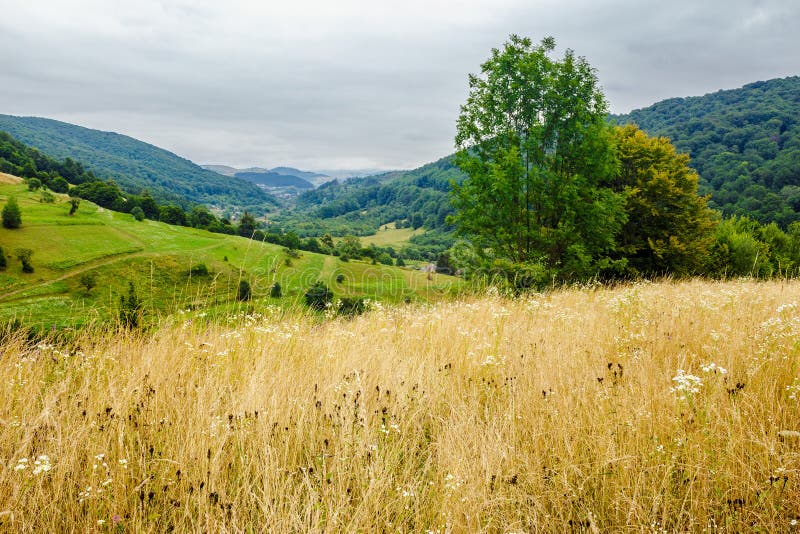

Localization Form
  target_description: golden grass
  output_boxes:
[0,172,22,185]
[1,279,799,532]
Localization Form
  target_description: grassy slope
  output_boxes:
[0,279,798,531]
[359,223,425,247]
[0,181,463,328]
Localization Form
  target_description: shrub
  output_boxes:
[2,196,21,229]
[27,177,42,191]
[119,281,143,327]
[336,274,345,283]
[0,246,6,270]
[189,263,210,277]
[270,282,282,298]
[131,206,145,221]
[337,296,367,317]
[15,248,33,273]
[49,177,69,193]
[68,198,80,216]
[79,272,97,293]
[39,190,55,203]
[237,280,252,301]
[304,282,333,310]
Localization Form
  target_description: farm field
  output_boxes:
[0,279,798,531]
[0,181,462,328]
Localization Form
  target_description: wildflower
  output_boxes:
[97,519,106,526]
[32,455,52,475]
[118,459,128,468]
[670,370,702,400]
[700,362,727,375]
[14,458,28,471]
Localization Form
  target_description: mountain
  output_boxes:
[612,76,800,227]
[202,164,332,186]
[0,115,278,212]
[234,171,314,189]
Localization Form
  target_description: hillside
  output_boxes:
[0,115,278,212]
[276,156,463,259]
[613,76,800,226]
[2,279,798,530]
[0,179,463,328]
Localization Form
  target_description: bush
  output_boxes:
[337,296,367,317]
[68,198,80,216]
[119,281,143,327]
[49,177,69,193]
[0,246,6,270]
[335,274,345,283]
[304,282,333,310]
[39,190,55,203]
[2,196,21,229]
[188,263,210,277]
[237,280,252,301]
[27,177,42,191]
[131,206,145,221]
[270,282,282,298]
[15,248,33,273]
[79,272,97,293]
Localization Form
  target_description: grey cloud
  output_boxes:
[0,0,798,170]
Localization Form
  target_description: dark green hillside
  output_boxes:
[612,76,800,226]
[276,156,463,259]
[0,115,278,212]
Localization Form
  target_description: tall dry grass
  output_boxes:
[1,279,799,532]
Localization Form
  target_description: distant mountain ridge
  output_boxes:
[202,164,331,186]
[0,115,278,211]
[234,171,314,189]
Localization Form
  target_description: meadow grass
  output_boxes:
[1,278,799,532]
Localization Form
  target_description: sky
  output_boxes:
[1,0,799,172]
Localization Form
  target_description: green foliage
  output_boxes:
[452,35,624,282]
[270,282,282,298]
[304,282,333,310]
[15,248,34,273]
[0,115,278,212]
[79,272,97,293]
[2,196,21,229]
[237,280,252,302]
[50,176,69,193]
[337,296,367,317]
[335,273,345,283]
[119,281,143,328]
[39,190,55,203]
[27,177,41,191]
[188,263,210,277]
[237,211,257,237]
[130,206,145,221]
[612,76,800,227]
[0,246,6,270]
[613,125,717,276]
[68,198,80,216]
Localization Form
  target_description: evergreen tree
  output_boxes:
[2,196,22,229]
[238,211,257,237]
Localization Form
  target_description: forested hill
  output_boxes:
[0,115,278,212]
[612,76,800,226]
[277,155,464,237]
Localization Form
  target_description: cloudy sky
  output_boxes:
[1,0,798,172]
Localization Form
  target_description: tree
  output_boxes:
[2,196,22,229]
[0,246,6,270]
[79,272,97,294]
[68,198,80,216]
[15,248,34,273]
[451,35,624,282]
[613,125,717,276]
[270,282,282,298]
[50,176,69,193]
[27,177,42,191]
[237,280,252,301]
[304,282,333,310]
[237,211,257,237]
[130,206,145,221]
[119,281,143,327]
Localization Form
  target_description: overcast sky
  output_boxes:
[1,0,798,172]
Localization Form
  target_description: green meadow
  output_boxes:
[0,181,463,329]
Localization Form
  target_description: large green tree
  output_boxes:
[2,196,22,229]
[451,35,625,281]
[613,125,717,276]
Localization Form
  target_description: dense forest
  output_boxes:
[0,114,278,213]
[612,76,800,227]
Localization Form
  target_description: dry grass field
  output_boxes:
[1,279,799,532]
